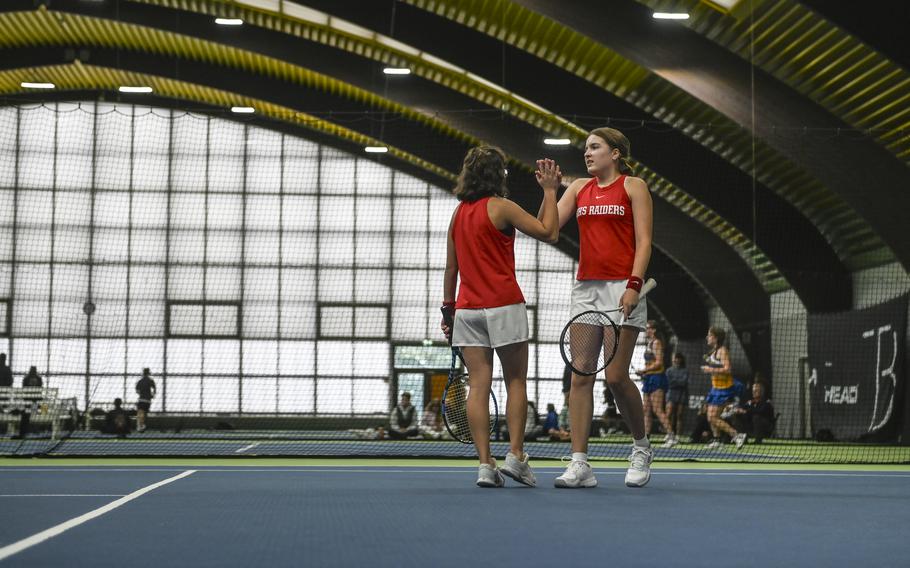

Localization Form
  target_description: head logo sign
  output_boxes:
[807,295,906,441]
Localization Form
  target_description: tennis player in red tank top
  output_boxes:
[441,146,560,487]
[553,128,656,489]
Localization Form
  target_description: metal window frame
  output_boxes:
[166,300,242,339]
[0,298,9,337]
[316,302,392,341]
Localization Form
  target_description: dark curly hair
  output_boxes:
[453,146,509,202]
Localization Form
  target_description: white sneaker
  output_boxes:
[733,433,747,449]
[501,451,537,487]
[625,445,653,487]
[554,459,597,488]
[662,434,678,448]
[706,440,722,450]
[476,459,504,488]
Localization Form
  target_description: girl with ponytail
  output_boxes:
[552,127,656,489]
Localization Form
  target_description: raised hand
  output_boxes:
[535,158,562,191]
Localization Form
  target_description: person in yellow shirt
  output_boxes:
[700,327,746,450]
[635,321,673,443]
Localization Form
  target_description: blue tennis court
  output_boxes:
[2,2,910,566]
[1,463,908,567]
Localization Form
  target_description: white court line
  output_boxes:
[0,468,907,477]
[0,470,195,562]
[0,494,124,497]
[0,469,203,472]
[192,469,909,478]
[234,443,261,454]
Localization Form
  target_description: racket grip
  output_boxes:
[640,278,657,297]
[440,303,455,328]
[440,303,455,343]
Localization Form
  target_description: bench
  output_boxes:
[0,387,77,439]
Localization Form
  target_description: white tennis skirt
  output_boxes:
[570,279,647,330]
[452,303,529,348]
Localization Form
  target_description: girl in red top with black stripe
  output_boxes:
[441,146,560,488]
[553,128,656,489]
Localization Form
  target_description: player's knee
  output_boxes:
[604,372,629,389]
[571,374,595,390]
[502,373,527,385]
[467,387,490,401]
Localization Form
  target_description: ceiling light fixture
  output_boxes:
[544,138,572,146]
[20,82,56,89]
[118,86,153,93]
[364,146,389,153]
[652,12,690,20]
[215,18,244,26]
[383,68,411,75]
[231,106,255,113]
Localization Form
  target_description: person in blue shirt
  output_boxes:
[544,403,569,441]
[663,352,689,447]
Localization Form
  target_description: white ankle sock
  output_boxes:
[633,437,650,449]
[571,452,588,462]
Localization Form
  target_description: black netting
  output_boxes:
[0,102,907,463]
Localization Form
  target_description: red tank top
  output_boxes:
[452,197,525,309]
[575,176,635,280]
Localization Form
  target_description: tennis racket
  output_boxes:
[560,278,658,376]
[441,346,499,444]
[702,352,724,369]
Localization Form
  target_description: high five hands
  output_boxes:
[535,159,562,191]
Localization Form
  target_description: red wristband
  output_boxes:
[626,276,643,293]
[441,302,456,325]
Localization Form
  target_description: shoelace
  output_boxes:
[629,447,651,470]
[558,456,590,476]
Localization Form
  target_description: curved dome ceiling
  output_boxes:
[3,0,906,368]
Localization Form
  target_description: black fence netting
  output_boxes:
[0,101,907,462]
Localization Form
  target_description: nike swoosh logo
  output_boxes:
[595,195,605,199]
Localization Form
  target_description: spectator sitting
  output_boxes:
[524,401,544,441]
[500,400,545,441]
[554,365,574,438]
[15,366,43,439]
[104,398,131,437]
[420,398,446,440]
[600,387,627,436]
[689,401,712,444]
[389,392,420,439]
[732,383,776,443]
[22,366,42,388]
[558,391,571,434]
[544,403,570,441]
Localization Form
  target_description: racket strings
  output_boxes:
[443,374,495,444]
[562,312,619,375]
[443,375,471,441]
